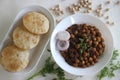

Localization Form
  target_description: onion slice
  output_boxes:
[56,31,70,41]
[56,40,69,51]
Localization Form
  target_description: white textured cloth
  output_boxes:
[0,0,120,80]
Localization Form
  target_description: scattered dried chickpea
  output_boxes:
[116,1,120,5]
[50,4,64,16]
[106,1,110,4]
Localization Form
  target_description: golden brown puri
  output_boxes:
[13,26,40,50]
[23,12,49,34]
[1,45,29,72]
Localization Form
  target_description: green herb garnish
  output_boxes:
[83,43,87,50]
[97,50,120,80]
[27,56,70,80]
[80,49,83,54]
[27,57,55,80]
[78,38,87,54]
[79,38,84,43]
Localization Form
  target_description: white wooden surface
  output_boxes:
[0,0,120,80]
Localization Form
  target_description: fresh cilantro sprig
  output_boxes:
[27,49,70,80]
[98,50,120,80]
[78,38,87,54]
[27,57,56,80]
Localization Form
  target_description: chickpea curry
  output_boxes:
[60,24,105,68]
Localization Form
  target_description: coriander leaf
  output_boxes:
[108,70,115,78]
[39,57,56,76]
[79,38,84,43]
[80,49,83,54]
[55,67,66,80]
[111,50,119,61]
[97,49,120,80]
[27,56,71,80]
[98,67,109,80]
[83,43,87,50]
[27,57,55,80]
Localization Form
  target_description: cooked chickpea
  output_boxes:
[92,48,96,52]
[75,59,80,63]
[86,63,90,67]
[92,31,96,35]
[88,40,92,45]
[84,57,88,60]
[82,65,87,68]
[93,55,97,59]
[76,44,80,49]
[95,51,100,56]
[83,52,88,57]
[102,42,105,48]
[82,60,85,65]
[89,57,93,62]
[99,50,103,54]
[70,53,74,58]
[75,31,78,35]
[86,38,89,42]
[71,34,75,38]
[98,44,102,49]
[82,29,86,33]
[93,37,97,41]
[91,61,95,65]
[97,37,101,42]
[94,41,99,46]
[94,58,98,63]
[73,63,78,67]
[82,33,87,37]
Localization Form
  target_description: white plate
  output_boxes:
[0,5,55,75]
[50,13,113,75]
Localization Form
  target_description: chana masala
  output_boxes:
[60,24,105,68]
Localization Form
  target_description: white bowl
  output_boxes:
[50,13,113,75]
